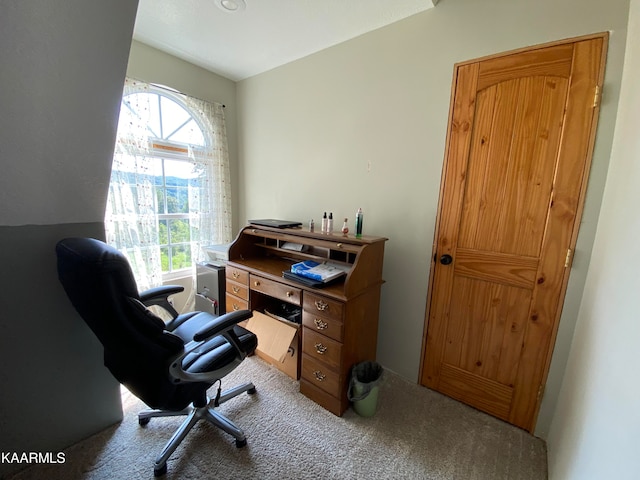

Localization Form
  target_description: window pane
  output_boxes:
[124,93,161,138]
[169,219,190,243]
[164,159,195,185]
[158,219,168,245]
[169,118,205,146]
[170,245,192,271]
[153,169,164,186]
[164,159,194,213]
[166,187,189,213]
[189,163,207,187]
[148,94,161,138]
[160,96,190,140]
[160,246,170,272]
[156,187,166,215]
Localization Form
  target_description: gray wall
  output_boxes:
[547,0,640,477]
[236,0,630,437]
[0,0,138,476]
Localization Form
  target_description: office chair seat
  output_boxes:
[166,310,256,373]
[56,237,258,476]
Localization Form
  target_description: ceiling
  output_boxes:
[133,0,438,81]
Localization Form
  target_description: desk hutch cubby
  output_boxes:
[225,225,387,416]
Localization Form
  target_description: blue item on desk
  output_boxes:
[290,260,348,283]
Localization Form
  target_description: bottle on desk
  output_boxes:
[327,212,334,234]
[355,208,364,238]
[321,212,327,233]
[342,218,349,235]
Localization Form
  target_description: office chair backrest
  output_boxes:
[56,237,197,410]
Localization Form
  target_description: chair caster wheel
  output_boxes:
[247,387,257,395]
[153,463,167,476]
[139,417,150,426]
[235,438,247,448]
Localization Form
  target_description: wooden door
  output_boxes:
[420,34,607,432]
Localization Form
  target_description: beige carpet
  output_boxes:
[7,357,547,479]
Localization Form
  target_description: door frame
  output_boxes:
[418,32,609,431]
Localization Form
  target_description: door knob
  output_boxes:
[440,254,453,265]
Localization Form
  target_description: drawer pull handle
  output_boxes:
[232,286,240,294]
[286,291,293,298]
[315,343,327,354]
[314,318,328,330]
[232,272,240,279]
[315,300,329,311]
[313,370,326,382]
[232,303,239,311]
[337,243,343,248]
[254,280,260,287]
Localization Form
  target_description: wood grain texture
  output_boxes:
[227,226,386,416]
[421,34,607,432]
[509,37,606,430]
[438,363,513,420]
[454,248,538,289]
[477,43,573,90]
[458,76,568,256]
[422,63,479,388]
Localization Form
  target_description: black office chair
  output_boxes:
[55,237,258,477]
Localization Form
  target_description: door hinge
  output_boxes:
[564,248,573,268]
[593,85,601,108]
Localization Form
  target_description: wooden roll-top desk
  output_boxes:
[224,225,387,415]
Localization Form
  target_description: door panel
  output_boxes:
[476,43,574,91]
[454,249,538,289]
[458,76,568,256]
[421,35,607,432]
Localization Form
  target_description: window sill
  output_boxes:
[162,268,194,282]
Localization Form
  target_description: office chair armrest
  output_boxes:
[140,285,184,319]
[168,310,254,384]
[192,309,253,342]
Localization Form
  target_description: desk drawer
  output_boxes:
[302,311,343,342]
[226,293,248,313]
[301,354,341,397]
[226,279,249,301]
[226,267,249,286]
[303,293,343,322]
[250,275,302,306]
[302,328,342,369]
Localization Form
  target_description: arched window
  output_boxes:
[121,91,206,146]
[105,78,232,290]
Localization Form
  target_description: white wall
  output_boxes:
[547,0,640,477]
[236,0,630,437]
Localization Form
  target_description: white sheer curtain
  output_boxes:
[105,77,232,291]
[105,79,161,291]
[183,95,233,253]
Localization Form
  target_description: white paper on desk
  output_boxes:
[281,242,306,252]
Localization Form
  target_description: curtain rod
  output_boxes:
[150,81,226,108]
[128,76,226,108]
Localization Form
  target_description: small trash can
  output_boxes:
[347,361,383,417]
